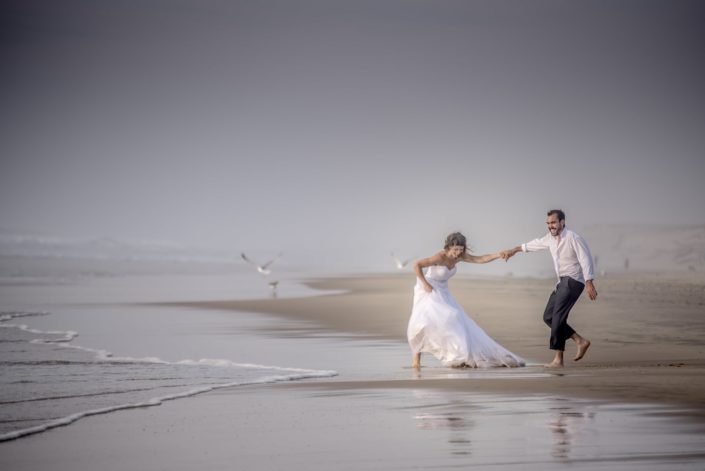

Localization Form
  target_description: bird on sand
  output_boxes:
[268,280,279,298]
[241,252,281,276]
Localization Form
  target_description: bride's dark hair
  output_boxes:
[444,232,468,254]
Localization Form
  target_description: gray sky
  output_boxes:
[2,0,704,267]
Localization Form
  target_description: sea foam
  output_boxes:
[0,311,337,442]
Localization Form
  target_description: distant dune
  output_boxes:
[581,224,705,274]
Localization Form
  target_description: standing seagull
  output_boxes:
[241,252,282,276]
[391,252,413,270]
[268,281,279,298]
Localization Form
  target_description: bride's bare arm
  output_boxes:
[462,252,501,264]
[413,253,443,292]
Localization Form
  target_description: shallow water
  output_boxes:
[0,273,344,441]
[0,308,338,441]
[1,271,704,470]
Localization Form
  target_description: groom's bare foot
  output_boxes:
[544,351,564,368]
[574,339,591,361]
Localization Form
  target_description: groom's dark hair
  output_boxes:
[547,209,566,221]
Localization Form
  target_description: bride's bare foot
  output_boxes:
[411,353,421,369]
[574,339,591,361]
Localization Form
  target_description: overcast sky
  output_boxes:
[2,0,704,266]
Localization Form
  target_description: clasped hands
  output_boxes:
[499,248,519,261]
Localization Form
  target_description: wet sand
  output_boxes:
[169,273,705,407]
[2,272,704,470]
[3,379,704,471]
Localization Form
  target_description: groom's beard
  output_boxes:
[549,225,564,237]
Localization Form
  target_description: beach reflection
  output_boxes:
[547,405,596,460]
[408,388,603,464]
[413,409,474,456]
[411,390,476,457]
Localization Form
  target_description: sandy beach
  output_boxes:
[170,273,705,407]
[2,271,705,470]
[5,0,705,468]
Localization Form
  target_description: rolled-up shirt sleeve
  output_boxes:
[521,234,550,252]
[572,234,595,281]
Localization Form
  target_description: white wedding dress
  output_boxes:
[407,265,525,368]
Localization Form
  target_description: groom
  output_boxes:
[501,210,597,367]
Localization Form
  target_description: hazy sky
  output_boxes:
[2,1,704,264]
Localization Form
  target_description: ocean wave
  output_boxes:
[0,310,338,442]
[0,368,336,442]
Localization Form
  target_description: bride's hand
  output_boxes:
[424,284,433,293]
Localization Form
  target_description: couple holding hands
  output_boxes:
[408,209,597,369]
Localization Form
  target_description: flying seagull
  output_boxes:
[391,252,412,270]
[241,252,281,276]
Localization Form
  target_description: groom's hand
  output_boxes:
[586,280,598,300]
[500,249,515,261]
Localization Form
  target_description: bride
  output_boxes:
[408,232,525,369]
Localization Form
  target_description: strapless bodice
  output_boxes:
[424,264,457,282]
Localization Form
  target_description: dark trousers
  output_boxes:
[543,276,584,351]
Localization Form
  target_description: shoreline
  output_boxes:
[2,272,704,470]
[155,272,705,409]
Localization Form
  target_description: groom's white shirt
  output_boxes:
[521,227,595,284]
